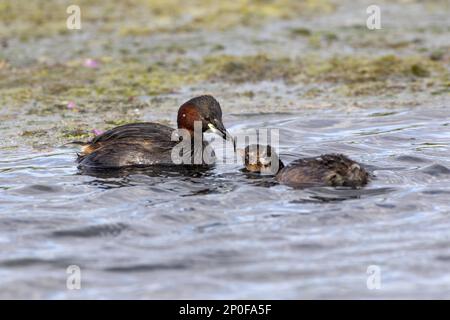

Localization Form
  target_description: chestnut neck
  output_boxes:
[177,104,204,142]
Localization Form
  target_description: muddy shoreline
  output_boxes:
[0,0,448,150]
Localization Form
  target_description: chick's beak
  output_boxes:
[208,121,236,152]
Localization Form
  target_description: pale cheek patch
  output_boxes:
[207,123,220,134]
[259,156,271,165]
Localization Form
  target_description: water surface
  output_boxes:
[1,105,449,299]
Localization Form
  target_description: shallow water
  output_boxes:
[1,105,450,299]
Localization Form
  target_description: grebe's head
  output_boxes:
[177,95,235,149]
[240,144,284,175]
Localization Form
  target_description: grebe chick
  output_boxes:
[242,144,369,188]
[76,95,234,168]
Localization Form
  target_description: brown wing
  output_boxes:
[79,122,175,156]
[278,154,369,188]
[77,142,175,168]
[76,122,179,167]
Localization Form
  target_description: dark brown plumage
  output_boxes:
[242,144,369,188]
[76,95,233,168]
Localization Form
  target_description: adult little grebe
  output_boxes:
[76,95,234,168]
[242,144,369,188]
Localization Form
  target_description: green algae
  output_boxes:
[202,54,294,83]
[1,53,447,116]
[290,28,312,37]
[0,0,334,38]
[1,52,446,146]
[105,118,140,127]
[21,129,48,137]
[0,0,448,149]
[199,54,449,97]
[411,64,431,77]
[306,31,339,48]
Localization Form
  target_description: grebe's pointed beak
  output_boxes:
[208,122,236,152]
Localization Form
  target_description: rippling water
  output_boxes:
[1,105,450,299]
